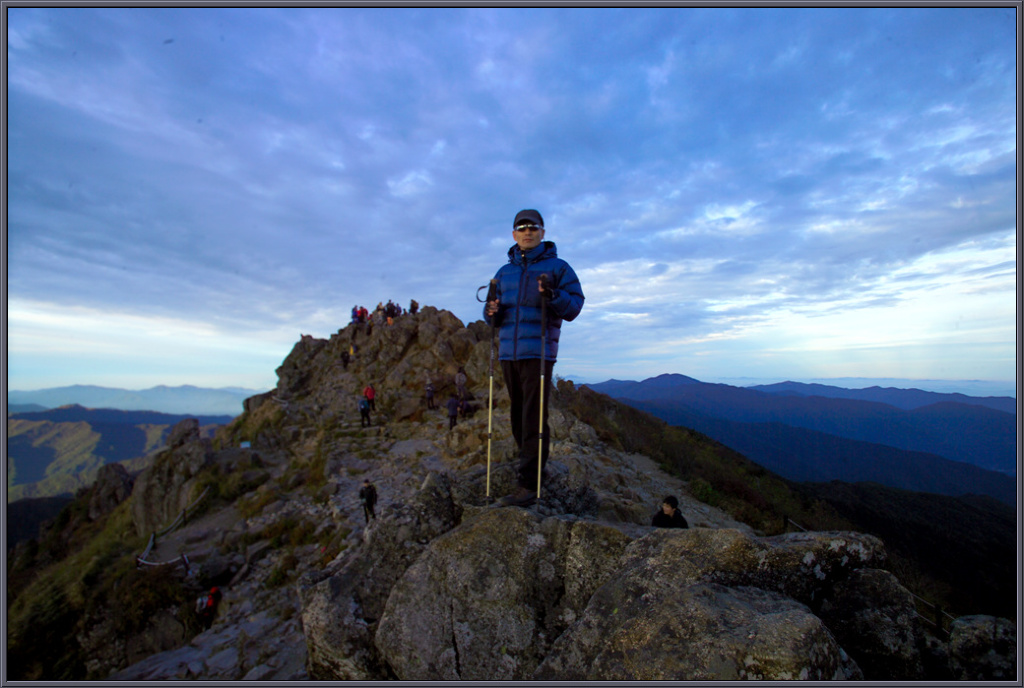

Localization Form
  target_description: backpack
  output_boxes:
[196,593,211,614]
[359,399,370,412]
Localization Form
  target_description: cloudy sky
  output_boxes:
[6,7,1017,396]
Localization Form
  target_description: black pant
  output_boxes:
[360,410,371,427]
[363,503,375,522]
[501,358,555,490]
[449,414,457,430]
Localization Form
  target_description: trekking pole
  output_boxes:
[485,279,498,500]
[536,274,549,500]
[478,279,500,501]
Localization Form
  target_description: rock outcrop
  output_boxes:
[93,308,1015,681]
[948,615,1018,680]
[301,478,896,681]
[87,463,135,521]
[131,418,213,537]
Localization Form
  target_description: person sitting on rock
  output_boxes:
[652,495,689,528]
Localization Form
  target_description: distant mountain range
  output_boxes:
[7,405,233,501]
[7,384,265,417]
[585,374,1017,506]
[747,380,1017,414]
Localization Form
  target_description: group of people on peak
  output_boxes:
[351,299,419,330]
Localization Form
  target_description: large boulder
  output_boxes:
[374,508,576,680]
[817,567,925,679]
[535,527,884,680]
[538,581,847,680]
[948,615,1017,680]
[363,511,885,681]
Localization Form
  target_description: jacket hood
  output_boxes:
[508,240,557,265]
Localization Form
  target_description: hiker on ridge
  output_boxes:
[425,378,436,410]
[363,384,376,411]
[196,586,223,629]
[359,478,378,523]
[652,495,689,528]
[484,209,584,507]
[359,396,372,427]
[446,395,460,430]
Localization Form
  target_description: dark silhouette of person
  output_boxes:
[359,479,378,523]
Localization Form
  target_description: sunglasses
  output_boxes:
[514,224,544,232]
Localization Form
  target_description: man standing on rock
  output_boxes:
[485,209,584,507]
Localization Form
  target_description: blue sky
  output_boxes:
[6,7,1018,396]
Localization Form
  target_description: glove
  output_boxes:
[538,274,554,301]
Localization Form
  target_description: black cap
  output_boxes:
[514,209,544,228]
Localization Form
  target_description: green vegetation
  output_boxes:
[192,457,271,512]
[797,482,1016,621]
[241,516,318,550]
[6,499,189,680]
[266,552,300,588]
[236,487,281,519]
[555,381,852,535]
[218,401,284,448]
[557,380,1015,622]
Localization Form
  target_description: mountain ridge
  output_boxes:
[8,384,263,416]
[586,375,1016,476]
[6,406,232,502]
[748,380,1016,414]
[623,397,1015,506]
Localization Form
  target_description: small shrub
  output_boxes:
[237,489,279,520]
[689,477,718,506]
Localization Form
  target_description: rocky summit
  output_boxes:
[24,307,1013,681]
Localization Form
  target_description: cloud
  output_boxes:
[6,7,1015,391]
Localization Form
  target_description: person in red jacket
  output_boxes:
[363,384,376,411]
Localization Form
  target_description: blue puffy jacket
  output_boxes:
[483,241,584,361]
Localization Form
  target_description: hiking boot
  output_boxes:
[498,486,537,507]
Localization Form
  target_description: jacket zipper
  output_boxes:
[513,250,529,359]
